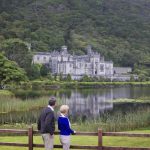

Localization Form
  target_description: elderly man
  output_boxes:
[38,97,56,150]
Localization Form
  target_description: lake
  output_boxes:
[1,85,150,124]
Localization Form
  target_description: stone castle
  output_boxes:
[32,46,113,79]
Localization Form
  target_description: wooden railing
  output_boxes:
[0,127,150,150]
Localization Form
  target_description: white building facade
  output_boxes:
[32,46,114,79]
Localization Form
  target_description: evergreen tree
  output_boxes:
[66,74,72,82]
[40,65,49,77]
[29,64,41,80]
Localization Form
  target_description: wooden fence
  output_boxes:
[0,127,150,150]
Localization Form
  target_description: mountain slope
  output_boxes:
[0,0,150,67]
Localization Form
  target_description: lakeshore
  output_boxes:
[0,82,150,132]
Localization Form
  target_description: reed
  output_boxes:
[0,95,63,124]
[0,106,150,132]
[0,96,62,113]
[0,90,14,96]
[113,98,150,103]
[0,94,150,132]
[73,106,150,132]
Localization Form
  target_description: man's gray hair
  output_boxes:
[48,96,56,106]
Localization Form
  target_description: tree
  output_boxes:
[0,53,27,88]
[65,74,72,82]
[40,65,49,77]
[0,38,32,73]
[47,73,53,81]
[80,75,91,82]
[54,73,58,81]
[28,64,41,80]
[59,73,63,81]
[130,75,135,82]
[138,74,146,82]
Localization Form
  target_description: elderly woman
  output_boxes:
[58,105,76,150]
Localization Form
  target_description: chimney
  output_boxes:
[61,45,67,51]
[87,45,92,55]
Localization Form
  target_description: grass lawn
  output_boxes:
[0,129,150,150]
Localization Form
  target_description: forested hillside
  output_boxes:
[0,0,150,71]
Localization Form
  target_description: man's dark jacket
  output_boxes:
[37,107,55,135]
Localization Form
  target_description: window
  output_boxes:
[44,57,46,61]
[100,64,104,72]
[80,63,82,68]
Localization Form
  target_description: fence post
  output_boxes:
[98,128,103,150]
[28,126,33,150]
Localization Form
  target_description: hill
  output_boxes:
[0,0,150,69]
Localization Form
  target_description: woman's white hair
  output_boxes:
[60,105,69,114]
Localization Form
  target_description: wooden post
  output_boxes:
[98,128,103,150]
[28,126,33,150]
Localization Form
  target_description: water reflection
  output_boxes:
[61,89,113,119]
[59,86,150,119]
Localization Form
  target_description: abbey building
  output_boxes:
[32,46,114,79]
